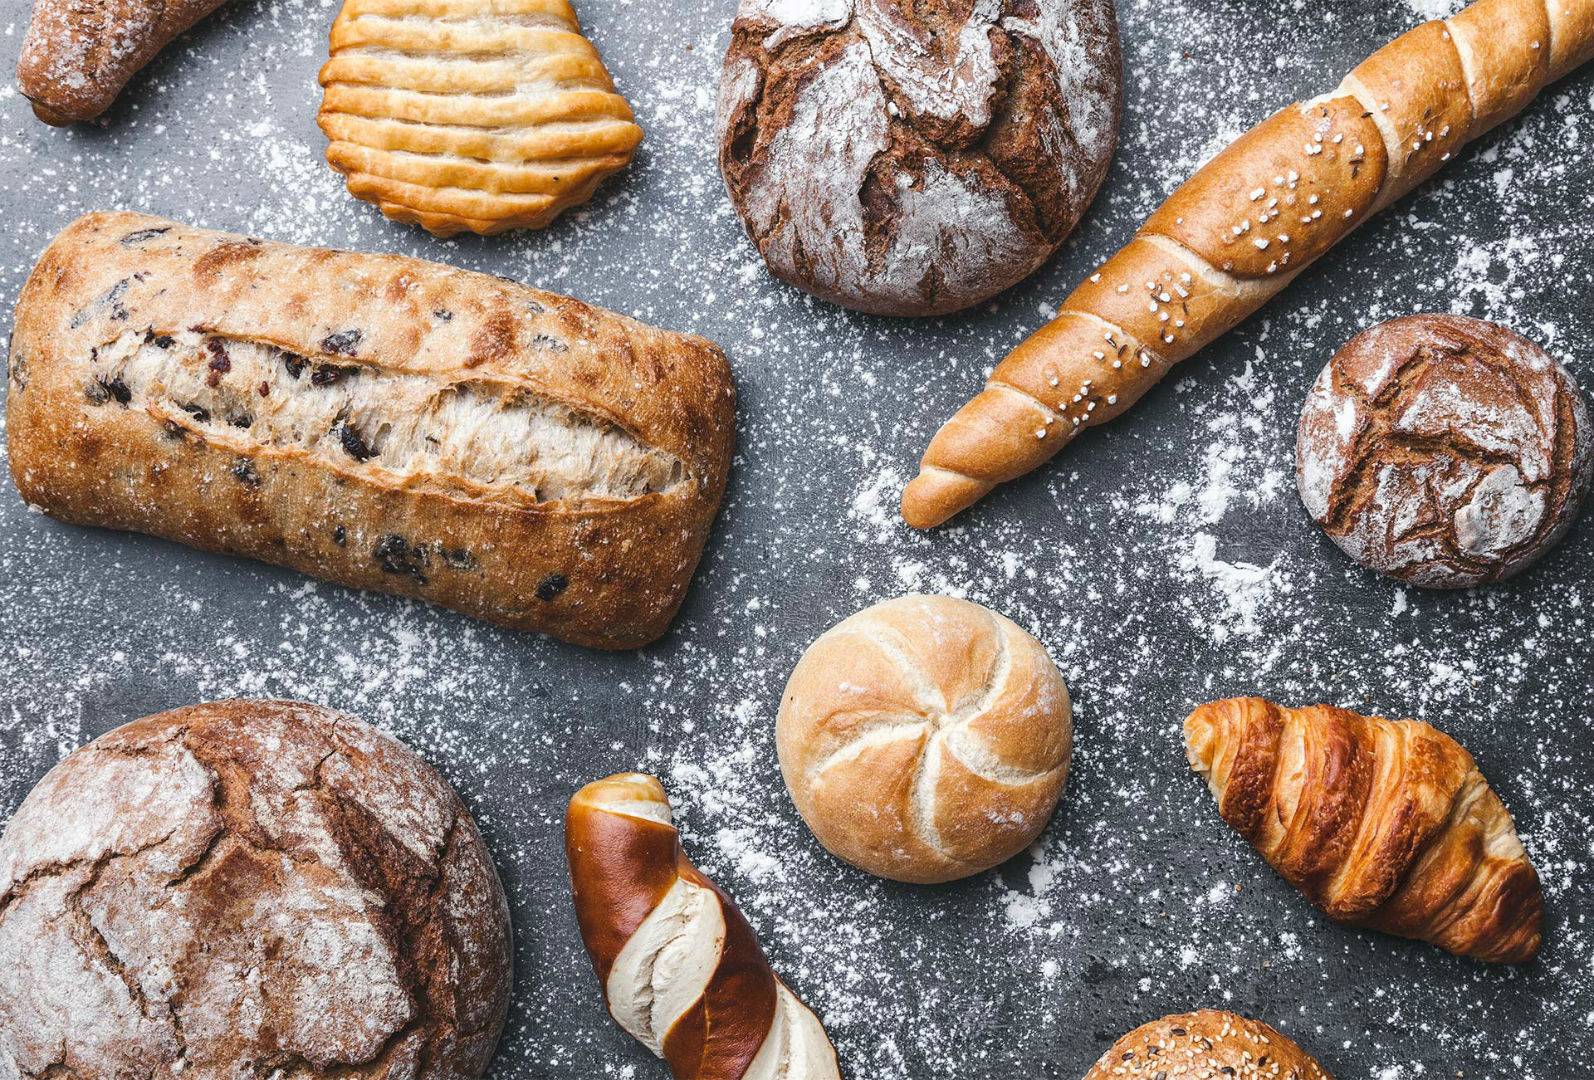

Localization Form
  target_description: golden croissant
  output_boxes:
[1184,697,1542,963]
[318,0,643,236]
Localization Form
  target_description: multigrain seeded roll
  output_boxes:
[1297,314,1592,588]
[1082,1010,1333,1080]
[0,700,512,1079]
[716,0,1122,316]
[6,211,736,649]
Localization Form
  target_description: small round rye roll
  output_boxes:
[777,594,1072,884]
[1297,313,1592,588]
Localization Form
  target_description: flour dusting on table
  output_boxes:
[0,0,1590,1077]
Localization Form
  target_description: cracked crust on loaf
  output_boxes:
[0,699,512,1079]
[716,0,1122,316]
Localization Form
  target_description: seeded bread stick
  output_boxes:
[901,0,1594,528]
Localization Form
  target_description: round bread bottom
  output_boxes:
[0,700,512,1078]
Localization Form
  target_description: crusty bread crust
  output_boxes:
[6,212,735,649]
[902,0,1594,528]
[17,0,229,124]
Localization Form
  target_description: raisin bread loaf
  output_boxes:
[7,212,736,649]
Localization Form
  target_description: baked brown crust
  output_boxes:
[1185,697,1543,963]
[716,0,1122,317]
[776,595,1072,884]
[318,0,643,236]
[902,0,1594,527]
[565,773,841,1079]
[1082,1010,1333,1080]
[1296,314,1592,588]
[17,0,229,124]
[6,211,736,650]
[0,699,512,1078]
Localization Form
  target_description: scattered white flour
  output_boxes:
[0,0,1589,1078]
[1405,0,1466,18]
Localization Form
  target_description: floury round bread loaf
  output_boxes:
[0,700,512,1078]
[6,211,735,649]
[777,595,1072,883]
[716,0,1122,317]
[1297,314,1591,588]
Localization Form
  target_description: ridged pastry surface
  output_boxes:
[317,0,643,236]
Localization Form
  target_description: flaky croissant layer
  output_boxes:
[1185,697,1542,963]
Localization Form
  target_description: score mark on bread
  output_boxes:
[318,0,644,236]
[7,212,735,649]
[85,329,686,506]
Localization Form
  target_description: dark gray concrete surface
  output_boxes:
[1,0,1590,1076]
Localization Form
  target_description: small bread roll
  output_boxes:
[1083,1010,1334,1080]
[776,594,1071,884]
[1296,313,1592,588]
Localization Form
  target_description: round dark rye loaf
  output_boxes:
[0,700,512,1078]
[717,0,1122,317]
[1297,314,1592,588]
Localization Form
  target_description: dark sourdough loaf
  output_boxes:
[6,212,736,649]
[0,700,512,1078]
[717,0,1122,317]
[1297,314,1592,588]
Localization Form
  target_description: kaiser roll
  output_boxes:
[776,594,1071,883]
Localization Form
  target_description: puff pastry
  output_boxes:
[1185,697,1543,963]
[318,0,644,236]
